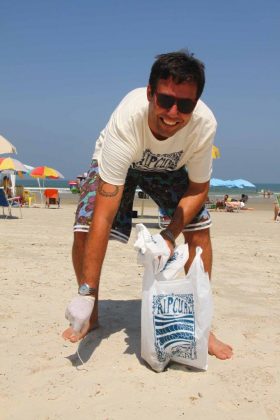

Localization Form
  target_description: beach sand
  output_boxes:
[1,196,279,420]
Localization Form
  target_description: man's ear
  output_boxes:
[147,85,153,102]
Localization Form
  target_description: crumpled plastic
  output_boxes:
[134,223,172,274]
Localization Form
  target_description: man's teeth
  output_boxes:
[162,119,177,126]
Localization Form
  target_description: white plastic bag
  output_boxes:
[137,225,213,372]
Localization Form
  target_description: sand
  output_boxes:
[1,195,279,420]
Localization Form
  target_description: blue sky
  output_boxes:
[1,0,279,182]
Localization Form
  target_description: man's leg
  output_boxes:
[183,228,233,360]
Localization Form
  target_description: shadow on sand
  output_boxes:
[65,299,145,367]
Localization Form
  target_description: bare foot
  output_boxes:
[208,332,233,360]
[62,319,99,343]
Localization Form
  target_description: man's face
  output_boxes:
[147,77,198,140]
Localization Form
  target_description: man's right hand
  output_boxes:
[62,295,95,343]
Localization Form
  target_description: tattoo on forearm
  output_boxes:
[98,179,119,197]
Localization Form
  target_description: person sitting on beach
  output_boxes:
[226,200,254,211]
[240,194,248,203]
[62,50,233,360]
[2,175,12,198]
[215,194,229,210]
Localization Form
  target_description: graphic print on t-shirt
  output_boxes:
[132,148,183,171]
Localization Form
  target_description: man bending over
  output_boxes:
[63,50,233,360]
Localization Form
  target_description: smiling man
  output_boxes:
[63,50,233,361]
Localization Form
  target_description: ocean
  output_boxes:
[17,179,280,196]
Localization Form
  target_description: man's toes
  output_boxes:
[62,327,74,340]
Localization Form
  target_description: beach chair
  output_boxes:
[15,185,25,205]
[0,188,23,218]
[224,201,241,212]
[44,188,60,208]
[23,190,37,207]
[158,207,171,228]
[15,186,37,207]
[137,189,149,216]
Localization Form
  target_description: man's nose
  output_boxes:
[166,103,179,116]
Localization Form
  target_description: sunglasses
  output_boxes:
[155,92,196,114]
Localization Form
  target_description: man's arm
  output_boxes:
[81,177,124,289]
[164,179,209,242]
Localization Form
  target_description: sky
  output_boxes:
[0,0,279,183]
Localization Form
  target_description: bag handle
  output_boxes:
[186,246,206,278]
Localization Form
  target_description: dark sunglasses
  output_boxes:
[155,92,196,114]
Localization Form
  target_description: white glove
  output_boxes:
[65,295,95,333]
[134,224,171,273]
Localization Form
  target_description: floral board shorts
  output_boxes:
[74,160,212,243]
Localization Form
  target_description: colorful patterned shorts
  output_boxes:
[74,160,212,242]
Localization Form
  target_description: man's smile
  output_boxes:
[160,117,180,127]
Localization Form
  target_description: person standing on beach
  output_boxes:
[62,50,233,360]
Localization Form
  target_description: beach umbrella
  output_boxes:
[0,158,29,196]
[0,157,28,173]
[210,178,256,190]
[29,166,64,205]
[212,145,220,159]
[29,166,64,179]
[223,179,236,188]
[232,179,256,188]
[210,178,226,187]
[0,135,17,154]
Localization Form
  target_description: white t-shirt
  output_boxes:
[92,87,217,185]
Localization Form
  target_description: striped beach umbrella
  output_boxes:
[29,166,64,179]
[0,157,28,173]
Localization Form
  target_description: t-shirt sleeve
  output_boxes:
[98,111,138,185]
[186,119,217,183]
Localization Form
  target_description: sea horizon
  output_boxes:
[13,178,280,196]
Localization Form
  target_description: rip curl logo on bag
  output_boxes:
[152,294,197,362]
